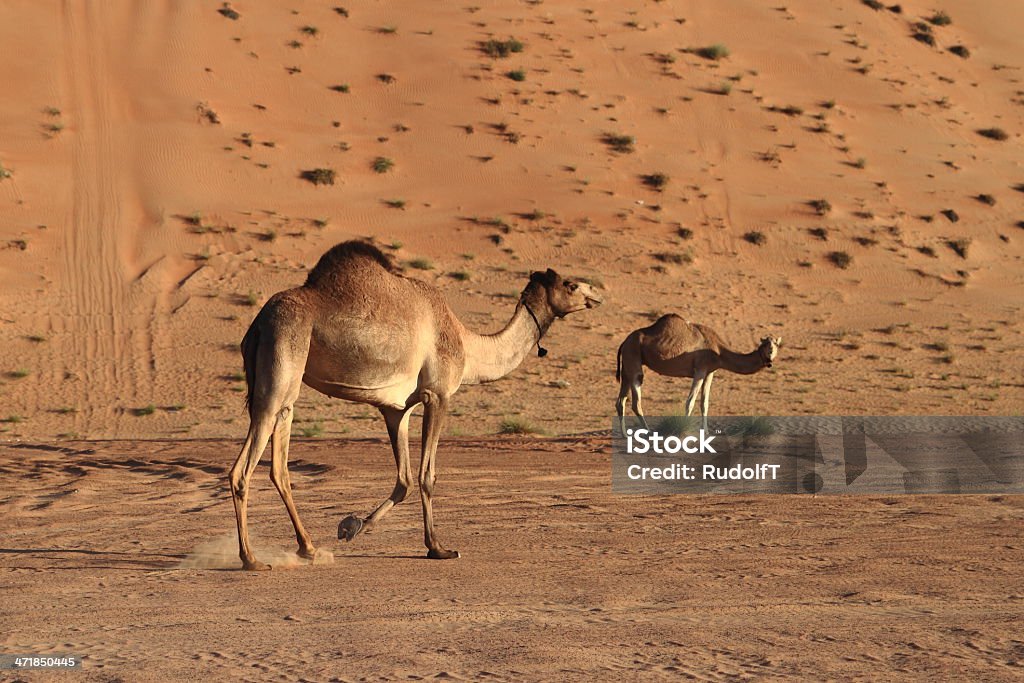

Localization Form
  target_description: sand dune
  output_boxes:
[0,1,1021,441]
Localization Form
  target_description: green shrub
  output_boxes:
[372,157,394,173]
[481,38,524,58]
[498,417,539,434]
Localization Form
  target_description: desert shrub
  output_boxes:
[724,416,776,439]
[947,238,971,258]
[498,417,539,434]
[407,258,433,270]
[449,270,471,281]
[809,199,833,216]
[677,227,694,240]
[481,38,524,58]
[372,157,394,173]
[911,23,936,46]
[641,173,669,190]
[506,69,526,81]
[653,250,693,265]
[300,422,323,437]
[656,415,702,435]
[301,168,336,185]
[828,251,852,269]
[928,11,952,26]
[809,227,828,241]
[743,231,767,245]
[383,199,406,209]
[602,133,636,153]
[694,44,729,60]
[329,84,350,93]
[978,127,1009,141]
[949,45,970,58]
[976,193,996,206]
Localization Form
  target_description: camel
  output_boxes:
[615,314,780,432]
[229,241,602,570]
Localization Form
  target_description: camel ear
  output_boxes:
[775,337,783,347]
[529,271,545,284]
[545,268,558,280]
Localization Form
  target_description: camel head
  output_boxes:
[758,336,782,368]
[525,268,603,318]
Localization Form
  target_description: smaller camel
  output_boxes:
[615,314,780,431]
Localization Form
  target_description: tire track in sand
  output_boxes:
[58,0,163,433]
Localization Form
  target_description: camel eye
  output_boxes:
[568,282,578,292]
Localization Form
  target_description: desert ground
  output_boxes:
[1,0,1023,680]
[2,438,1023,681]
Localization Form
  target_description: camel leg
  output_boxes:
[338,406,413,542]
[683,372,706,418]
[615,376,630,434]
[269,404,316,559]
[699,372,714,433]
[630,377,650,430]
[419,391,458,560]
[229,413,276,571]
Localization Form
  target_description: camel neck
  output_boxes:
[461,300,552,385]
[717,346,766,375]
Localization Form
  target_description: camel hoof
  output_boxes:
[242,559,272,571]
[337,515,364,542]
[297,546,317,560]
[427,548,460,560]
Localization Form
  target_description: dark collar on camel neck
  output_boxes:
[522,300,549,358]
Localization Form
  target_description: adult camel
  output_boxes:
[615,314,780,432]
[230,241,602,570]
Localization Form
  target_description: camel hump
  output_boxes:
[655,313,684,325]
[305,240,400,287]
[643,312,685,333]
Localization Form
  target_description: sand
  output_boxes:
[2,1,1024,680]
[2,438,1022,681]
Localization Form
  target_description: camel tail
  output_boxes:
[615,340,623,382]
[241,316,260,416]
